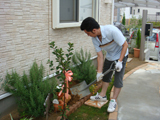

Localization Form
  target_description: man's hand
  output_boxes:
[96,72,104,82]
[116,60,123,72]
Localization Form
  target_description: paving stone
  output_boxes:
[109,112,117,120]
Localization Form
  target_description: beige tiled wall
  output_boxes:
[0,0,112,91]
[100,0,112,25]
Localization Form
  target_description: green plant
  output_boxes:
[68,77,115,120]
[89,84,97,94]
[122,13,125,25]
[147,21,160,27]
[136,29,141,49]
[126,15,142,31]
[20,117,33,120]
[70,48,96,84]
[3,62,56,118]
[48,41,74,120]
[10,114,33,120]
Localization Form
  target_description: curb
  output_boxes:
[108,63,149,120]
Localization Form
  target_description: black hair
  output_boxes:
[80,17,100,32]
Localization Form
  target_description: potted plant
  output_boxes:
[134,28,141,58]
[127,16,142,54]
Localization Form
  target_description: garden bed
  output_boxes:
[1,81,102,120]
[56,81,102,120]
[1,54,147,120]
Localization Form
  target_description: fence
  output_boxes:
[147,14,160,22]
[114,13,160,25]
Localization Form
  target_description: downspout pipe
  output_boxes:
[111,0,114,24]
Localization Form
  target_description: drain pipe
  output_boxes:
[111,0,114,24]
[117,8,120,22]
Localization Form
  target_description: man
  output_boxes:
[80,17,128,112]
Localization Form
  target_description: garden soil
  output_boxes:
[0,54,147,120]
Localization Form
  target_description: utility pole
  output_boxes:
[139,10,147,61]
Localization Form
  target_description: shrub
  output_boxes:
[136,29,141,49]
[70,48,96,84]
[147,21,160,28]
[122,13,125,25]
[2,61,56,118]
[126,15,142,30]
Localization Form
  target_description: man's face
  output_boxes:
[84,29,97,37]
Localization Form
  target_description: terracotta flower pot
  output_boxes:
[54,100,64,112]
[134,48,140,58]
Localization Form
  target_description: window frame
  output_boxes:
[133,9,135,15]
[52,0,99,29]
[156,12,160,16]
[130,7,132,14]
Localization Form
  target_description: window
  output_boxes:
[148,33,156,41]
[52,0,99,29]
[156,12,160,16]
[130,7,132,14]
[60,0,78,23]
[138,9,140,13]
[133,10,135,15]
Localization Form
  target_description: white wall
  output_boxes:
[121,7,160,19]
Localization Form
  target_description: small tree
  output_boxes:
[122,13,126,25]
[48,41,74,120]
[136,29,141,49]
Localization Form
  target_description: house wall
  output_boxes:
[120,7,160,20]
[99,0,112,25]
[0,0,112,94]
[113,8,117,22]
[120,7,132,19]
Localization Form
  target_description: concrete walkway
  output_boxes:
[117,62,160,120]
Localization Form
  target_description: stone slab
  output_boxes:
[84,99,108,109]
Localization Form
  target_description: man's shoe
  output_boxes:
[90,92,107,102]
[107,99,117,112]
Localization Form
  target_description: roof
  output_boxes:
[114,0,160,9]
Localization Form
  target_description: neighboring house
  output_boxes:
[119,7,160,24]
[0,0,113,116]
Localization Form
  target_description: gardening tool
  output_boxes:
[70,61,116,99]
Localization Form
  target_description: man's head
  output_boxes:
[80,17,100,37]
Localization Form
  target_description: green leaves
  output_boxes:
[48,41,74,72]
[48,41,74,119]
[70,48,96,84]
[136,29,141,49]
[126,16,142,30]
[3,62,57,118]
[122,13,126,25]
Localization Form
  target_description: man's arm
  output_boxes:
[119,41,128,62]
[97,50,104,72]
